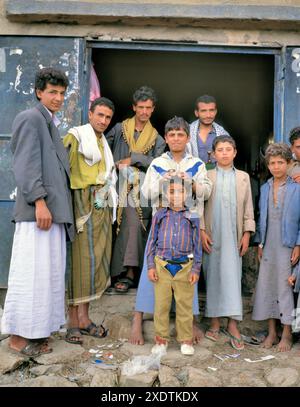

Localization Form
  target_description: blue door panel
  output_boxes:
[283,47,300,141]
[0,36,84,287]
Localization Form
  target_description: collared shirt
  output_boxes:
[44,105,61,127]
[190,120,229,164]
[147,207,202,275]
[196,129,216,164]
[255,176,300,248]
[267,176,286,209]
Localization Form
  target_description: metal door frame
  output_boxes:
[84,40,283,141]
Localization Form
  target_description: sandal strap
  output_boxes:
[66,328,82,337]
[83,322,97,333]
[80,322,108,337]
[207,328,220,334]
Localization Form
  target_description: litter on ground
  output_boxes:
[244,355,275,363]
[207,366,218,371]
[213,353,240,361]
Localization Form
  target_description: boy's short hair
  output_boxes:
[265,143,293,164]
[132,86,157,106]
[35,67,69,100]
[212,135,236,151]
[161,175,193,209]
[195,95,217,110]
[165,116,189,136]
[162,175,191,195]
[90,97,115,113]
[162,175,183,194]
[289,127,300,145]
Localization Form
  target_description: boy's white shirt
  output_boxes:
[141,152,212,217]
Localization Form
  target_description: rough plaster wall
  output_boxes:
[40,0,300,5]
[1,0,300,46]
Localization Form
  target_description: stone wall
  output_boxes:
[1,0,300,47]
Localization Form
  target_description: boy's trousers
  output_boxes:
[154,255,194,342]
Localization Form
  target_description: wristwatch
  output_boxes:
[258,243,264,249]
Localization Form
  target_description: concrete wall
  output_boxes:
[1,0,300,47]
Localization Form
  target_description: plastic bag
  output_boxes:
[121,347,166,376]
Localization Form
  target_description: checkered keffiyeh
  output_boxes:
[188,120,229,158]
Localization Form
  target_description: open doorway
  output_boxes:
[91,46,274,174]
[90,44,276,295]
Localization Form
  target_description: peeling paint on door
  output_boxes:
[0,48,6,72]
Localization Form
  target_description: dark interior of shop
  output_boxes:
[92,48,274,172]
[92,47,274,216]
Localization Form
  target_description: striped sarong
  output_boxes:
[67,187,112,305]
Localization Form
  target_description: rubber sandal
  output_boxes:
[65,328,83,345]
[227,331,245,350]
[80,322,108,338]
[10,341,52,358]
[205,329,220,342]
[114,277,135,293]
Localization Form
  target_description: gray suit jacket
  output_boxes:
[11,103,75,241]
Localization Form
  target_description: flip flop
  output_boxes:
[205,328,220,342]
[241,334,261,346]
[221,328,245,350]
[114,277,135,293]
[80,322,108,338]
[228,332,245,350]
[65,328,83,345]
[10,341,53,358]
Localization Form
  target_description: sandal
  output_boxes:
[10,341,53,358]
[65,328,83,345]
[80,322,108,338]
[205,328,220,342]
[114,277,135,293]
[227,332,245,351]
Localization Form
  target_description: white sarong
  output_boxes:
[1,222,66,339]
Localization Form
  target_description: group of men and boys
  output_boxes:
[1,67,299,356]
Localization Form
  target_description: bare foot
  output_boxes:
[129,313,144,345]
[9,335,28,352]
[261,333,279,349]
[193,322,204,344]
[227,319,242,340]
[277,335,292,352]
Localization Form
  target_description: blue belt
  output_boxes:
[163,255,190,277]
[163,255,189,264]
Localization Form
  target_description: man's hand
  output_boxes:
[35,198,52,230]
[148,267,158,282]
[288,275,296,287]
[257,246,263,262]
[200,230,213,254]
[291,245,300,266]
[177,171,191,180]
[117,157,131,170]
[162,169,176,180]
[239,231,250,257]
[189,272,199,285]
[292,174,300,184]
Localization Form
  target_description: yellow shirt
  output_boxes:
[63,133,106,190]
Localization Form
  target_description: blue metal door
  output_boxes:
[0,36,85,287]
[283,47,300,141]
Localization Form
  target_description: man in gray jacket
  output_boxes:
[1,68,74,357]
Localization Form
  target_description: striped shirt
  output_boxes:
[147,207,202,275]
